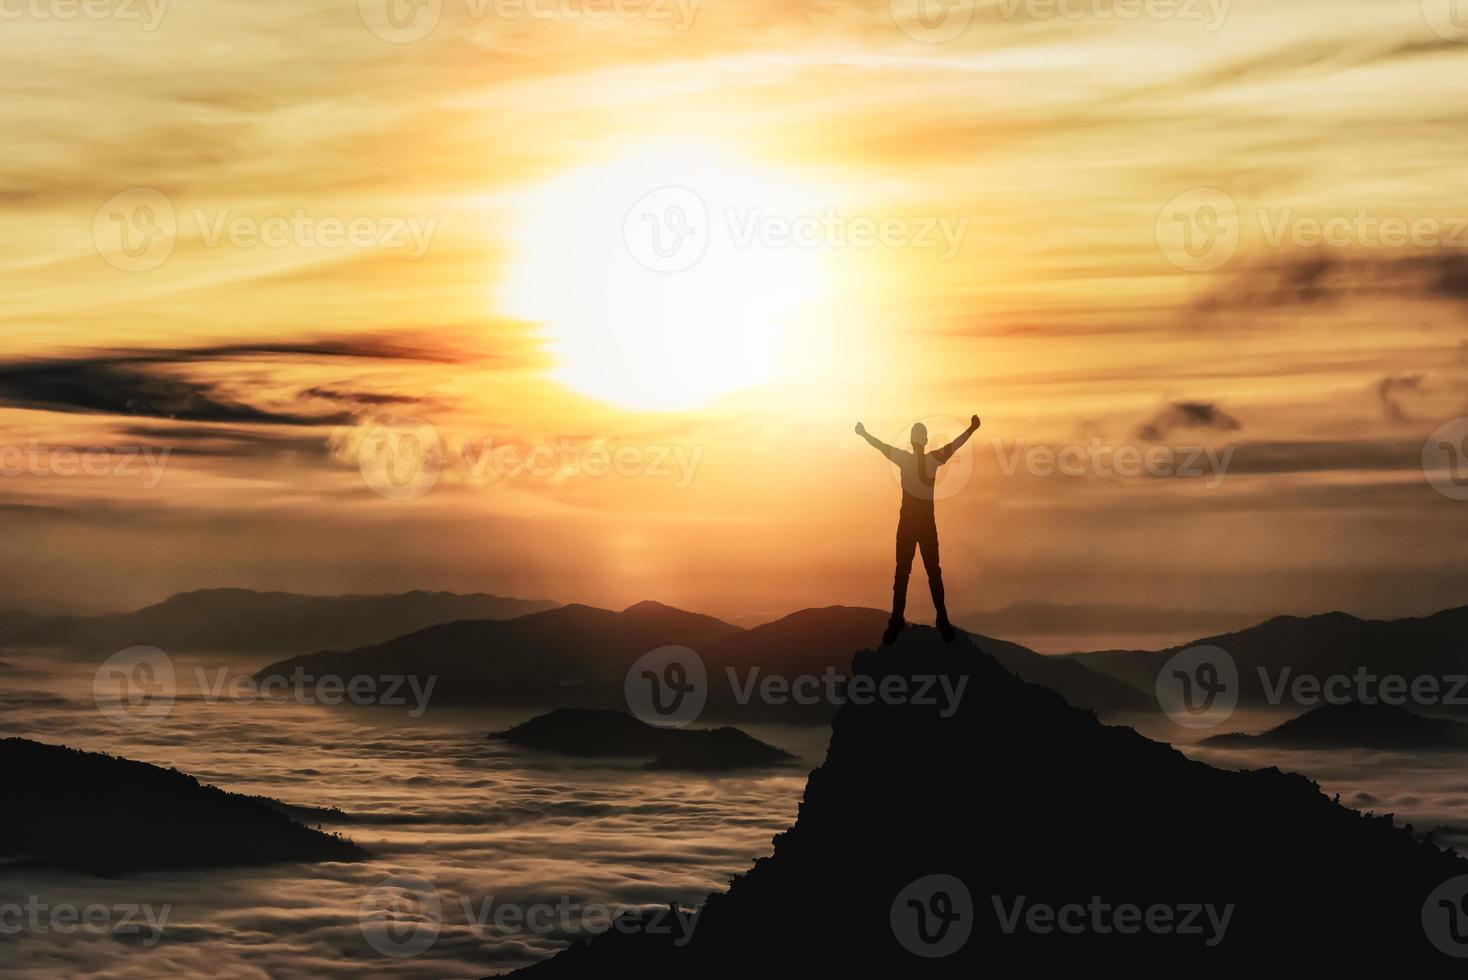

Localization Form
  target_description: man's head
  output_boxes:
[910,422,927,448]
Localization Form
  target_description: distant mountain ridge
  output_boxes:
[1204,701,1468,751]
[255,602,1150,720]
[958,600,1262,646]
[0,588,558,655]
[1067,605,1468,707]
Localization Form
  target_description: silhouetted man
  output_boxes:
[856,415,980,644]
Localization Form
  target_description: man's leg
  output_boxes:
[886,525,918,643]
[918,529,955,642]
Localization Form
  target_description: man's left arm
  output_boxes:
[933,414,981,463]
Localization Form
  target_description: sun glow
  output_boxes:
[500,145,835,411]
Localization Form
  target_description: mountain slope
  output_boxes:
[2,738,367,875]
[1204,701,1468,751]
[509,630,1466,973]
[1,588,558,655]
[255,602,743,703]
[1067,606,1468,706]
[257,603,1144,718]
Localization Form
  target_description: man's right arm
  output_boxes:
[855,422,900,463]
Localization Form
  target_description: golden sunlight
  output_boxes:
[499,145,834,411]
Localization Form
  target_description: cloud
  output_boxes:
[1215,439,1423,476]
[301,388,424,407]
[1137,402,1242,442]
[1195,252,1468,312]
[1376,375,1425,424]
[0,340,442,427]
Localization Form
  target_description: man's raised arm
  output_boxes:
[854,422,900,462]
[933,415,982,463]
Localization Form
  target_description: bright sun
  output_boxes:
[500,145,834,411]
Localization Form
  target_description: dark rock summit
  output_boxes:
[508,629,1467,974]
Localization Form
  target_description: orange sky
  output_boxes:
[3,0,1468,630]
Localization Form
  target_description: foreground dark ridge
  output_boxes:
[508,629,1466,973]
[2,738,368,876]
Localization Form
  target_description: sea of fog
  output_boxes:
[7,652,1468,977]
[0,650,825,979]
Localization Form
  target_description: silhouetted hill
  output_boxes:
[957,600,1260,649]
[0,588,558,655]
[256,602,1144,719]
[1204,701,1468,751]
[1067,606,1468,707]
[488,708,793,771]
[506,630,1466,973]
[2,738,367,875]
[255,602,741,704]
